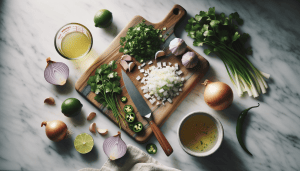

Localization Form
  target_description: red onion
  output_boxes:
[44,57,69,85]
[41,120,69,142]
[103,131,127,160]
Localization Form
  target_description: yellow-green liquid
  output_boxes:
[180,115,218,152]
[61,32,91,59]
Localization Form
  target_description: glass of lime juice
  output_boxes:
[54,23,93,60]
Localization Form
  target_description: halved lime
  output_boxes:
[74,133,94,154]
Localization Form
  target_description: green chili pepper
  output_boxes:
[121,96,127,103]
[236,103,260,156]
[123,105,133,113]
[129,123,134,130]
[125,112,135,123]
[146,143,157,154]
[132,122,143,133]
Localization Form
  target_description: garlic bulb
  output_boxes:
[182,51,199,68]
[169,38,187,56]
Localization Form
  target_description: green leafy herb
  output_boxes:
[185,7,270,97]
[119,21,163,63]
[87,60,126,129]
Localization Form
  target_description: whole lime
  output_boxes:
[94,9,113,28]
[61,98,83,117]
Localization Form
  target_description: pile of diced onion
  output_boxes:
[136,61,184,106]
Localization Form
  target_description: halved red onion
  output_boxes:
[44,57,69,86]
[103,131,127,160]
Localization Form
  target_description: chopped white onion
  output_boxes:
[136,76,141,81]
[138,61,184,104]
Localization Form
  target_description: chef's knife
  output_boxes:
[122,70,173,156]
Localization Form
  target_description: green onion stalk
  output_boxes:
[185,7,270,97]
[98,91,126,129]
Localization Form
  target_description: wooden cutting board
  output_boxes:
[75,4,209,143]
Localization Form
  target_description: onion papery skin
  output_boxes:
[44,58,69,86]
[103,131,127,160]
[41,120,68,142]
[203,80,233,110]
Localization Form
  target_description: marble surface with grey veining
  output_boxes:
[0,0,300,170]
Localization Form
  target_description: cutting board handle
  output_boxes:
[157,4,186,32]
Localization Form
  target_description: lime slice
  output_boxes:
[74,133,94,154]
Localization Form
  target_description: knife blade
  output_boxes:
[122,70,173,156]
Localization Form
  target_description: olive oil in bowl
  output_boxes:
[178,112,224,157]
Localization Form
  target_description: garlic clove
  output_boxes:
[120,60,129,71]
[44,97,55,105]
[89,123,96,133]
[128,62,136,72]
[155,50,165,60]
[87,112,96,121]
[169,38,187,56]
[97,128,108,135]
[121,55,132,62]
[182,51,199,68]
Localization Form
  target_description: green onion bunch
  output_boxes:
[185,7,270,97]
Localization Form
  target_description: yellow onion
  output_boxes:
[203,79,233,110]
[41,120,69,142]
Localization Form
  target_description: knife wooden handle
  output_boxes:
[149,120,173,156]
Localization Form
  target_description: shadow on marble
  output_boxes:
[51,137,74,156]
[69,110,87,127]
[102,22,118,37]
[54,78,74,95]
[191,138,248,171]
[80,144,99,163]
[218,102,243,122]
[174,12,192,37]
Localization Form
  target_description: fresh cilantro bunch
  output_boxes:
[87,60,126,128]
[119,20,162,63]
[185,7,270,97]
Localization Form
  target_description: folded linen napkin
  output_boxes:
[79,144,180,171]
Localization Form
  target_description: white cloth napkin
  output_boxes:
[79,144,180,171]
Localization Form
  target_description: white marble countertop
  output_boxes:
[1,0,300,170]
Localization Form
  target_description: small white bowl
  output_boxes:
[177,111,224,157]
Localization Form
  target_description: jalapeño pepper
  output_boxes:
[125,112,135,123]
[123,105,133,113]
[121,96,127,103]
[146,143,157,154]
[236,103,260,156]
[132,122,143,133]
